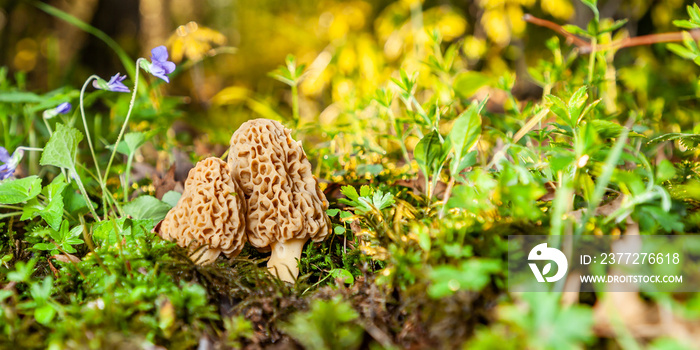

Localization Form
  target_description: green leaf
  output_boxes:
[562,24,591,37]
[656,160,676,184]
[0,176,42,204]
[568,86,588,122]
[63,184,92,214]
[30,276,53,300]
[600,18,628,34]
[161,191,182,208]
[674,20,697,29]
[648,133,700,148]
[0,91,43,103]
[453,72,491,98]
[414,130,443,174]
[40,123,83,171]
[359,185,371,198]
[371,190,395,211]
[39,174,67,230]
[330,268,354,284]
[113,132,147,156]
[33,243,56,251]
[448,99,485,176]
[123,195,172,221]
[7,259,37,283]
[282,297,361,350]
[34,304,56,325]
[545,95,571,126]
[21,198,44,220]
[43,174,67,199]
[428,259,501,298]
[340,185,359,201]
[40,195,64,230]
[333,225,346,235]
[667,43,696,60]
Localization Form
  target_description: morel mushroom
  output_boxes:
[159,157,247,264]
[228,119,330,282]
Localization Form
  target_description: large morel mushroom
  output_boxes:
[228,119,330,283]
[159,157,247,264]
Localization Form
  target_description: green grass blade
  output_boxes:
[576,122,630,235]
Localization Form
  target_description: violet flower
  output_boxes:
[0,147,24,180]
[140,46,176,83]
[55,102,72,114]
[43,102,72,119]
[93,73,130,93]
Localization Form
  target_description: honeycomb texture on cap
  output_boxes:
[227,119,330,249]
[159,157,247,262]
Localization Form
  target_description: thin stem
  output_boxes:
[16,147,44,152]
[523,14,590,49]
[71,168,101,222]
[124,154,134,201]
[75,162,122,217]
[104,58,144,198]
[0,212,22,220]
[587,38,597,84]
[439,178,455,219]
[524,14,700,54]
[387,109,411,165]
[80,75,105,186]
[291,84,300,129]
[80,75,109,214]
[424,172,432,204]
[43,118,53,137]
[27,110,38,176]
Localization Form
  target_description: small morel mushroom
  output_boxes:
[228,119,330,283]
[159,157,247,264]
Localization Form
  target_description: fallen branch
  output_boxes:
[523,14,700,54]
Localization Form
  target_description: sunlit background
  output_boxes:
[1,0,697,144]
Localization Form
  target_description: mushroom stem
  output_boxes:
[190,247,222,265]
[268,238,307,283]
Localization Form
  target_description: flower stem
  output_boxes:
[80,75,105,186]
[104,58,144,201]
[17,147,44,152]
[43,118,53,137]
[72,168,101,222]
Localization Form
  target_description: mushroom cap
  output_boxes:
[227,119,330,250]
[159,157,247,263]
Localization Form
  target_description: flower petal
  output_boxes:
[56,102,72,114]
[151,46,169,62]
[152,72,170,83]
[0,147,10,163]
[161,61,176,74]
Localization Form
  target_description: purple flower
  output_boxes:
[93,73,130,93]
[55,102,72,114]
[43,102,72,119]
[147,46,176,83]
[0,147,24,180]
